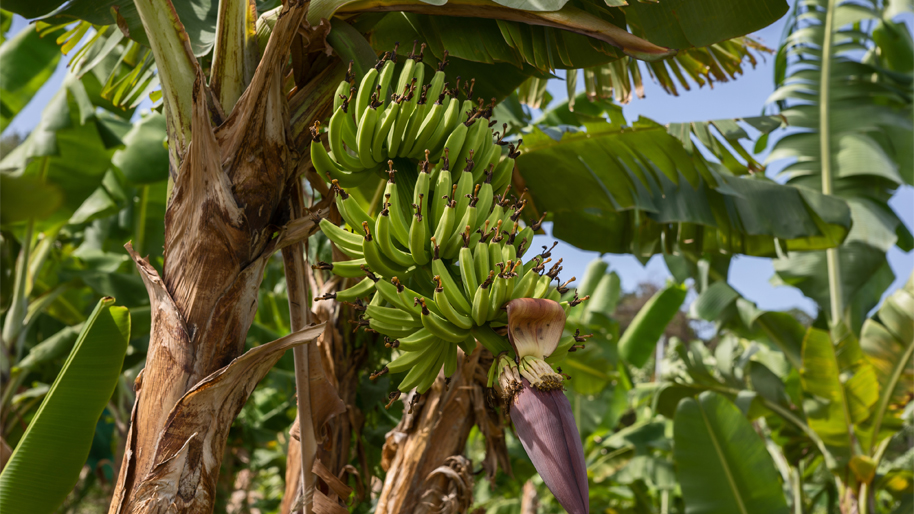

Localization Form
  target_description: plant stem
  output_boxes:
[282,184,317,514]
[819,0,844,325]
[2,219,34,353]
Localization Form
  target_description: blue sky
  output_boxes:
[4,12,912,316]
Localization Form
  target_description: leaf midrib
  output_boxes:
[697,400,749,514]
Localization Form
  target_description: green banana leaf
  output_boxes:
[767,0,913,323]
[0,297,130,514]
[859,272,914,452]
[517,116,852,258]
[0,25,62,131]
[617,282,687,367]
[800,323,879,458]
[673,391,790,514]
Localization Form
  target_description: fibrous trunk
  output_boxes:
[108,3,344,512]
[375,346,511,514]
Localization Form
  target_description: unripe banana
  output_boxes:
[310,124,367,188]
[328,106,365,171]
[319,218,364,258]
[458,246,479,299]
[431,257,471,314]
[362,222,410,278]
[356,100,380,169]
[372,101,400,162]
[395,328,438,352]
[386,341,437,374]
[376,53,397,106]
[330,276,376,302]
[354,66,378,124]
[376,206,415,267]
[433,278,473,330]
[333,182,375,231]
[419,298,470,343]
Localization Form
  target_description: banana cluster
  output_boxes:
[310,44,513,194]
[311,46,588,395]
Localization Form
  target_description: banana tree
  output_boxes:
[0,0,850,512]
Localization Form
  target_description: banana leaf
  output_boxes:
[0,297,130,514]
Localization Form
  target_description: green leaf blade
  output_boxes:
[0,298,130,514]
[617,282,687,367]
[673,391,790,514]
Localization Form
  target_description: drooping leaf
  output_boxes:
[673,391,790,514]
[0,298,130,514]
[517,117,851,257]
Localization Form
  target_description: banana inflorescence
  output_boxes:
[312,45,591,397]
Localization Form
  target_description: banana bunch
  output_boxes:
[315,161,589,395]
[311,46,589,396]
[310,44,513,193]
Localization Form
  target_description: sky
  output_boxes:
[3,11,912,317]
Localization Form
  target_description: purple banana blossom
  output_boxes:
[510,379,589,514]
[500,298,589,514]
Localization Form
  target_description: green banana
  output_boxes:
[354,66,378,125]
[376,54,397,105]
[413,343,446,393]
[333,184,374,231]
[474,241,490,288]
[395,328,438,352]
[366,304,421,327]
[491,156,514,195]
[387,79,416,156]
[372,101,400,162]
[328,106,365,171]
[356,100,380,169]
[332,77,350,112]
[433,278,473,330]
[368,317,415,338]
[471,272,494,326]
[430,257,471,314]
[319,218,363,258]
[408,100,444,159]
[386,340,438,374]
[443,343,458,377]
[331,276,376,302]
[426,97,460,160]
[375,207,416,267]
[458,246,479,299]
[362,222,410,278]
[314,258,368,278]
[471,324,511,355]
[419,298,470,343]
[408,195,430,265]
[432,200,456,250]
[310,129,367,189]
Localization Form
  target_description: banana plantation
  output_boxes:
[0,0,911,512]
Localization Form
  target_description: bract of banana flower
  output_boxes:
[497,298,589,514]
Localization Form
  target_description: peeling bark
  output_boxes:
[375,346,511,514]
[108,3,342,513]
[281,273,369,514]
